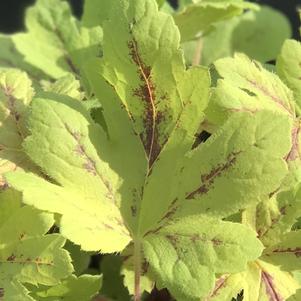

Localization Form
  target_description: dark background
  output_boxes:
[0,0,300,38]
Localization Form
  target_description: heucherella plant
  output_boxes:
[203,35,301,300]
[0,0,300,300]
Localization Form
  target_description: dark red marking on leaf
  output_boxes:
[142,259,150,275]
[3,255,54,266]
[19,232,26,240]
[0,85,24,138]
[246,78,293,116]
[261,270,283,301]
[211,238,223,246]
[207,276,228,298]
[257,205,288,238]
[271,247,301,257]
[103,223,114,231]
[64,123,115,202]
[54,28,80,75]
[285,124,300,161]
[131,205,137,217]
[165,234,179,249]
[190,234,201,243]
[186,151,241,199]
[6,254,16,262]
[0,182,9,190]
[128,39,162,167]
[159,198,179,224]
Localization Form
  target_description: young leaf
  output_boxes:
[174,0,258,42]
[0,189,73,300]
[277,40,301,114]
[12,0,102,79]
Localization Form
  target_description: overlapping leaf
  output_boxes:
[207,53,296,127]
[200,49,301,299]
[0,69,36,187]
[192,6,291,66]
[12,0,102,79]
[204,261,299,301]
[6,95,131,253]
[0,189,73,301]
[30,274,102,301]
[4,0,295,299]
[174,0,258,42]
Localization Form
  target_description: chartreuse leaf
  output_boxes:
[81,0,117,28]
[143,215,263,300]
[224,187,301,300]
[0,189,73,301]
[263,230,301,271]
[0,280,34,301]
[174,0,258,42]
[40,74,83,100]
[0,69,36,187]
[204,261,299,301]
[30,274,102,301]
[277,40,301,114]
[83,0,210,235]
[6,95,131,253]
[254,188,301,247]
[0,35,43,79]
[228,6,291,63]
[207,53,296,127]
[175,111,291,219]
[207,52,301,196]
[12,0,102,79]
[198,6,291,65]
[6,0,287,299]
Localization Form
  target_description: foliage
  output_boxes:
[0,0,300,300]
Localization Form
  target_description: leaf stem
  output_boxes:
[192,37,203,66]
[134,239,142,301]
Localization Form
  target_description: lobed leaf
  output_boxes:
[207,53,296,127]
[174,0,258,42]
[12,0,102,79]
[144,215,263,300]
[30,274,102,301]
[6,95,131,253]
[0,190,73,300]
[175,111,291,219]
[0,69,35,187]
